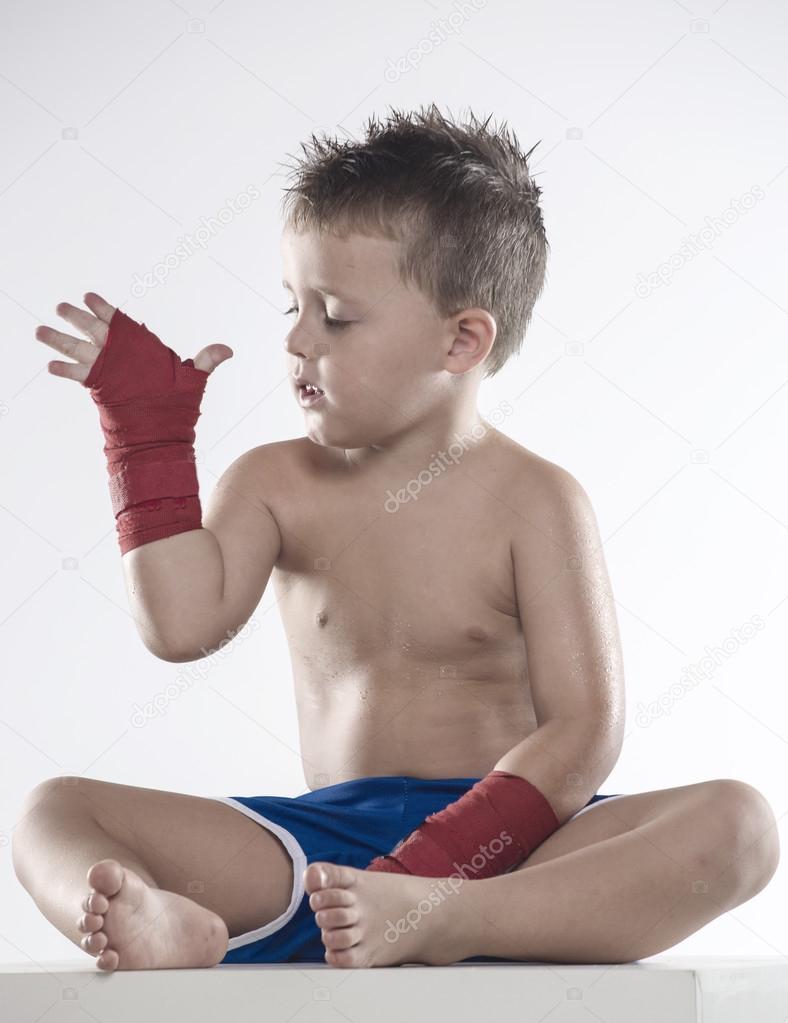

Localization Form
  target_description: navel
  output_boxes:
[465,624,489,643]
[315,610,329,627]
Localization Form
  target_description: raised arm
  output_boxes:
[35,292,280,661]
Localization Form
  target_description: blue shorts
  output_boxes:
[207,775,625,964]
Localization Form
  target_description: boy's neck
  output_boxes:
[342,407,495,473]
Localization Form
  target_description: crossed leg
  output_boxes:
[304,779,780,967]
[11,776,294,970]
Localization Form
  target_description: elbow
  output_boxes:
[138,621,227,663]
[147,630,234,663]
[132,619,197,663]
[589,717,624,777]
[561,715,623,788]
[158,648,198,664]
[143,637,199,663]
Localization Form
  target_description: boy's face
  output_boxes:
[280,225,459,451]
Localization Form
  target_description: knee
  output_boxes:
[701,779,780,892]
[12,777,85,858]
[17,776,85,819]
[12,777,91,888]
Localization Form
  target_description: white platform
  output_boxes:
[1,957,786,1022]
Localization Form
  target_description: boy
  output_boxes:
[16,105,779,971]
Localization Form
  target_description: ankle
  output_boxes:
[424,874,480,963]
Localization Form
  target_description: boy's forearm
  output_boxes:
[367,718,623,878]
[84,307,214,560]
[493,717,622,824]
[121,526,225,661]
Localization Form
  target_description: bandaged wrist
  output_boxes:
[83,308,209,555]
[366,770,560,879]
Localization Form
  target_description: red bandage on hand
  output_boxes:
[366,770,560,879]
[82,308,209,555]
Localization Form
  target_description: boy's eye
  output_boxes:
[283,306,352,330]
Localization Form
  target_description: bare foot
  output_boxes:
[76,859,229,971]
[304,861,473,968]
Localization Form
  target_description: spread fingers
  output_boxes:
[54,301,107,344]
[83,292,117,325]
[36,325,99,363]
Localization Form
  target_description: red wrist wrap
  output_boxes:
[366,770,560,879]
[82,308,209,555]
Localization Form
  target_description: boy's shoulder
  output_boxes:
[227,436,335,492]
[490,429,589,510]
[237,435,314,467]
[488,430,598,555]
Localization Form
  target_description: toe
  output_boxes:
[96,947,119,972]
[310,887,354,911]
[81,930,108,955]
[82,891,109,915]
[315,906,359,929]
[322,926,361,951]
[303,862,330,892]
[326,946,368,968]
[87,859,124,898]
[304,862,358,895]
[78,912,104,933]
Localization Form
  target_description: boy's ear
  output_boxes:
[444,308,497,375]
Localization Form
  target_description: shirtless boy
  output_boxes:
[14,105,779,971]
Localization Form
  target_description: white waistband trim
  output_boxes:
[208,795,308,951]
[569,793,628,821]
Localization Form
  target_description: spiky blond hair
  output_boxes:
[280,103,548,378]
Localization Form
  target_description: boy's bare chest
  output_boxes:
[271,456,525,670]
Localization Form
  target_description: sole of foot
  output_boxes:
[76,859,229,971]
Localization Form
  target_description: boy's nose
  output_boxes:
[283,325,316,359]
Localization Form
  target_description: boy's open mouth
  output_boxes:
[298,383,325,407]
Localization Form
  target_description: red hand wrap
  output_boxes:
[366,770,560,879]
[82,308,209,555]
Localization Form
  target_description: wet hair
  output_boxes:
[279,102,549,378]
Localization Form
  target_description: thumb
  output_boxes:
[191,343,234,374]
